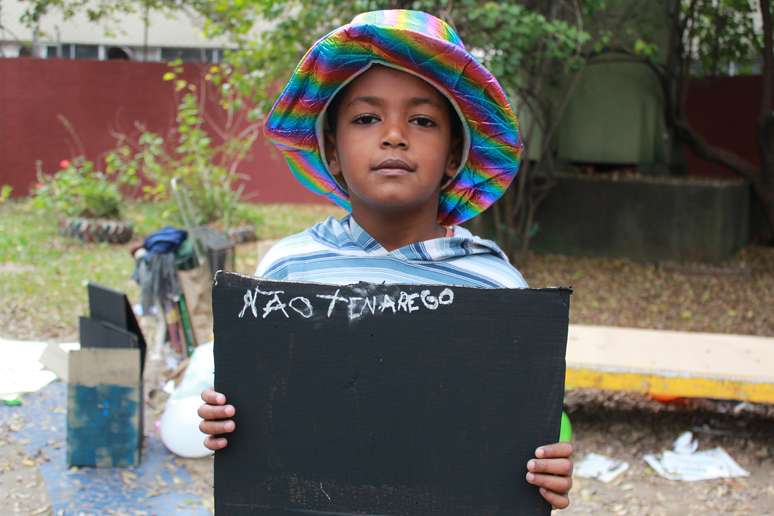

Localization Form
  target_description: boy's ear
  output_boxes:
[324,130,341,176]
[444,136,463,180]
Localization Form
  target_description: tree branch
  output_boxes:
[587,48,760,183]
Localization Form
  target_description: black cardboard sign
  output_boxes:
[213,272,570,516]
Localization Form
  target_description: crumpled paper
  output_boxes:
[575,453,630,483]
[0,338,59,396]
[644,431,749,481]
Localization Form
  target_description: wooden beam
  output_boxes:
[565,325,774,403]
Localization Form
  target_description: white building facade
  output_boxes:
[0,0,262,62]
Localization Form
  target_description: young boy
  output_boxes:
[200,10,573,510]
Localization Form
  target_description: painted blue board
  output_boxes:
[0,381,211,514]
[67,383,140,467]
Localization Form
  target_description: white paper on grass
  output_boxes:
[644,431,749,481]
[0,338,58,395]
[575,452,630,483]
[672,431,699,454]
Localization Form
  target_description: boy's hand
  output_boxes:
[526,442,573,510]
[198,389,236,451]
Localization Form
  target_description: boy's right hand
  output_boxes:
[198,389,236,451]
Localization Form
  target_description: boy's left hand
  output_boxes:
[526,442,573,510]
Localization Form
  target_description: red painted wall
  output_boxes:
[0,58,766,198]
[684,75,769,178]
[0,58,320,203]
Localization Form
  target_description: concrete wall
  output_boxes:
[531,173,750,262]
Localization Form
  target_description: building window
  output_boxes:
[42,44,100,60]
[36,43,222,63]
[61,44,73,59]
[160,46,219,63]
[74,44,99,60]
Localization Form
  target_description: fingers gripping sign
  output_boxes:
[526,443,574,509]
[198,389,237,451]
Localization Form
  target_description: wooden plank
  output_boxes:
[566,368,774,403]
[567,325,774,382]
[68,348,140,387]
[565,325,774,402]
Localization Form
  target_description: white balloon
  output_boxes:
[160,394,212,459]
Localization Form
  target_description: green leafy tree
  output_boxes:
[22,0,774,243]
[22,0,598,255]
[195,0,598,257]
[678,0,774,241]
[600,0,774,241]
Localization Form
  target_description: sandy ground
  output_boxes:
[3,388,773,515]
[560,391,774,515]
[2,242,772,513]
[0,434,49,514]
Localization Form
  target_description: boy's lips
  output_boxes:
[371,158,416,176]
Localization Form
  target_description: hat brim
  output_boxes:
[265,22,523,225]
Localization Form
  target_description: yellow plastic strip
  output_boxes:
[566,367,774,404]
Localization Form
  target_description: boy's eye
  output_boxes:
[352,114,380,125]
[410,116,437,128]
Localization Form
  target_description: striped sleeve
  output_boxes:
[255,234,302,279]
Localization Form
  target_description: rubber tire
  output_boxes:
[60,217,134,244]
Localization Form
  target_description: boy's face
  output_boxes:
[325,65,460,217]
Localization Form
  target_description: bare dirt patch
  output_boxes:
[0,263,36,274]
[520,245,774,337]
[0,415,51,515]
[561,391,774,515]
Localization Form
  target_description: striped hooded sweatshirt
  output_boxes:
[256,215,527,289]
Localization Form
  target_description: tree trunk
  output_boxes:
[658,0,774,240]
[757,0,774,239]
[760,0,773,121]
[663,0,688,174]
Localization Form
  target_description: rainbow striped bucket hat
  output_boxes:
[264,10,524,225]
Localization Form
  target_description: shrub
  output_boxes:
[105,62,259,230]
[0,185,11,204]
[33,158,127,219]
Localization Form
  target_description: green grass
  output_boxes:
[0,199,343,340]
[5,198,770,341]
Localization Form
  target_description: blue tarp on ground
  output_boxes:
[0,381,210,514]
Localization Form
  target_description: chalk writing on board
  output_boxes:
[238,286,455,321]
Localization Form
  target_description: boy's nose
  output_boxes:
[380,123,408,149]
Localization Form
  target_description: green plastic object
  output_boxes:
[559,411,572,442]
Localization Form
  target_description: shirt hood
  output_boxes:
[308,215,511,264]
